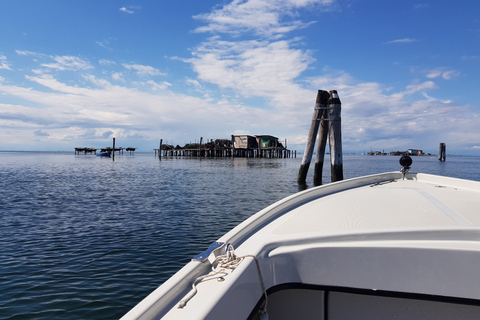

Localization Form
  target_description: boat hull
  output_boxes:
[96,152,111,157]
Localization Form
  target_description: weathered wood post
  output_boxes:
[439,143,446,161]
[297,90,329,184]
[313,96,329,186]
[257,137,261,158]
[112,137,116,161]
[328,90,343,182]
[159,139,163,160]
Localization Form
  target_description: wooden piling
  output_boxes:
[159,139,163,159]
[328,90,343,182]
[439,143,446,161]
[313,96,329,186]
[112,137,116,161]
[313,91,330,186]
[297,90,330,184]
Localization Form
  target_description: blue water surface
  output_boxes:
[0,152,479,319]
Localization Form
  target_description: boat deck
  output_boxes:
[241,173,480,244]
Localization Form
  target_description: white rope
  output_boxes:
[178,244,268,316]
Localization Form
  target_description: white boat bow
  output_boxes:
[122,166,480,320]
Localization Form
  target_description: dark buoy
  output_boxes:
[399,155,412,179]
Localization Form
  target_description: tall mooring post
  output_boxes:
[328,90,343,182]
[297,90,343,186]
[313,91,331,185]
[439,142,446,161]
[112,137,116,161]
[297,90,329,184]
[159,139,163,160]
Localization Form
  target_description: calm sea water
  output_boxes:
[1,152,479,319]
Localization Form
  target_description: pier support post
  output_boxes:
[297,90,330,185]
[439,143,446,161]
[112,137,116,161]
[159,139,163,160]
[328,90,343,182]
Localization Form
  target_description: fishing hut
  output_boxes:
[99,147,125,155]
[233,135,257,157]
[74,147,97,155]
[232,134,291,158]
[255,135,290,158]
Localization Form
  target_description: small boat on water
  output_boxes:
[122,157,480,320]
[96,151,111,157]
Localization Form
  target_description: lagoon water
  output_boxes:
[1,152,480,319]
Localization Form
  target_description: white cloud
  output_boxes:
[426,68,460,80]
[147,80,172,90]
[15,50,41,56]
[194,0,334,37]
[0,72,271,149]
[83,74,112,88]
[187,37,314,106]
[186,78,201,88]
[99,59,116,66]
[385,38,418,44]
[119,7,134,14]
[25,72,92,94]
[393,81,437,98]
[119,5,142,14]
[42,55,93,71]
[96,40,111,49]
[0,55,11,70]
[122,64,165,77]
[112,72,124,81]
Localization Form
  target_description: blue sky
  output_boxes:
[1,0,479,154]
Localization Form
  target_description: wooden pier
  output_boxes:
[75,147,136,155]
[154,135,294,158]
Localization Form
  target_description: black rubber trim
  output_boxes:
[247,283,480,320]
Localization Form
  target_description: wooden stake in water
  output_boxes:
[328,90,343,182]
[159,139,163,160]
[297,90,329,185]
[112,137,116,161]
[439,143,446,161]
[313,92,330,186]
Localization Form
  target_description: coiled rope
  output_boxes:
[178,244,268,317]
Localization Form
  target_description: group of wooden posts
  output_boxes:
[297,90,343,186]
[296,90,449,185]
